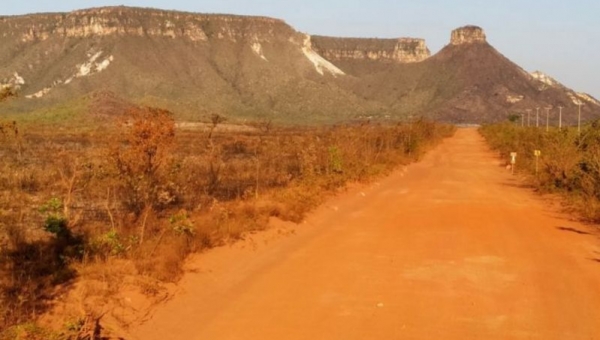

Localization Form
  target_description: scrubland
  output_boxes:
[480,122,600,222]
[0,105,454,337]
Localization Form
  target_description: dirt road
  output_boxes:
[131,128,600,339]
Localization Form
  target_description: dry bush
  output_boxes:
[0,114,453,331]
[539,132,581,191]
[580,144,600,200]
[481,121,600,222]
[110,106,176,216]
[0,121,23,161]
[0,86,17,102]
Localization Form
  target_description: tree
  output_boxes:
[110,106,176,243]
[507,113,521,123]
[0,86,17,102]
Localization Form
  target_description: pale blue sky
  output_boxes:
[3,1,599,97]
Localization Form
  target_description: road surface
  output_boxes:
[131,128,600,339]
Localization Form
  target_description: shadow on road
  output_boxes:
[557,226,592,236]
[499,180,536,190]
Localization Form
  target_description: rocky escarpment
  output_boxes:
[0,6,293,42]
[0,6,380,122]
[311,36,430,63]
[531,71,600,106]
[450,25,486,45]
[0,6,316,100]
[1,5,599,125]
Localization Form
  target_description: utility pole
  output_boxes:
[526,109,532,127]
[558,106,563,130]
[545,107,550,132]
[536,107,540,127]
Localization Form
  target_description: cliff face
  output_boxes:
[311,36,430,63]
[1,6,598,124]
[450,25,486,45]
[0,6,382,123]
[0,6,292,42]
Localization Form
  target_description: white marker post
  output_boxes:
[510,152,517,175]
[534,150,541,175]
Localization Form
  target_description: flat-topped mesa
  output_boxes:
[450,25,487,45]
[311,36,430,63]
[0,6,293,42]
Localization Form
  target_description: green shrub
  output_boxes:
[39,198,69,239]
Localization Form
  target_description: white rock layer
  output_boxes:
[302,35,345,77]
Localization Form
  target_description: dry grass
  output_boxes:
[480,121,600,222]
[0,109,454,335]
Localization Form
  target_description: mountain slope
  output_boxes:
[322,26,600,123]
[0,7,384,123]
[1,8,598,124]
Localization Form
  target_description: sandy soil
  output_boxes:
[130,128,600,339]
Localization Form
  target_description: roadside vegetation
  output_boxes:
[480,122,600,222]
[0,86,17,102]
[0,103,454,337]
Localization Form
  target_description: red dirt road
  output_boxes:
[131,128,600,339]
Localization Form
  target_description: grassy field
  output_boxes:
[480,122,600,222]
[0,103,454,337]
